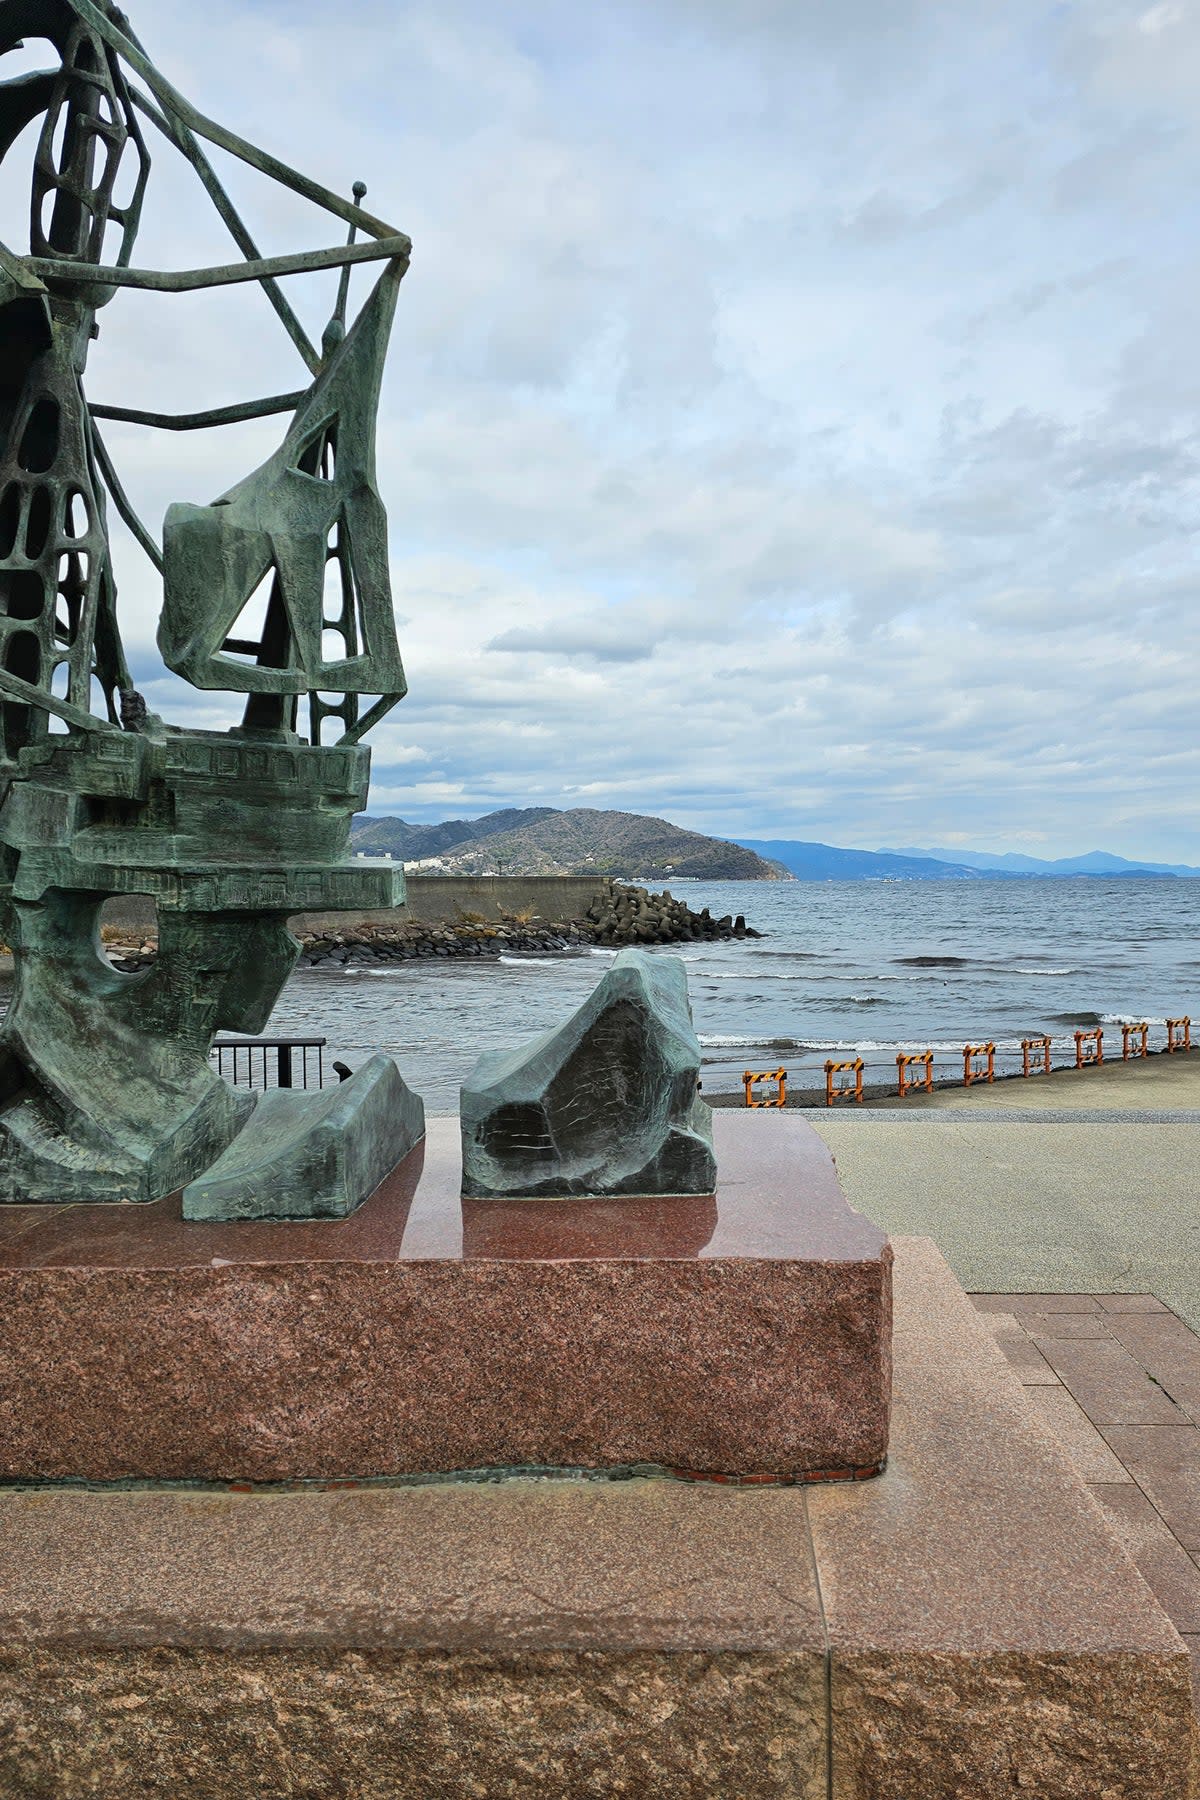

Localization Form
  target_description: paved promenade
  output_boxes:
[813,1055,1200,1706]
[974,1291,1200,1707]
[810,1052,1200,1329]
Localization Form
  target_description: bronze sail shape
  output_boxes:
[158,257,407,742]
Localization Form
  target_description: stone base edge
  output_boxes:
[0,1643,1192,1800]
[830,1648,1198,1799]
[0,1646,828,1800]
[0,1456,889,1496]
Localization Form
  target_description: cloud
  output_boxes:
[486,624,657,663]
[18,0,1200,862]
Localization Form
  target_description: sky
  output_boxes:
[11,0,1200,859]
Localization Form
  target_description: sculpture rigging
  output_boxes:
[0,0,424,1214]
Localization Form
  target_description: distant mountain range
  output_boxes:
[885,846,1200,877]
[736,838,1198,880]
[350,810,1198,883]
[734,840,982,880]
[352,808,785,881]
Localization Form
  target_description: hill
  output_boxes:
[351,808,785,881]
[350,808,558,863]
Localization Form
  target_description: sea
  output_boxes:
[263,878,1200,1112]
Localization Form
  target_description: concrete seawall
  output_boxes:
[98,875,615,935]
[369,874,612,927]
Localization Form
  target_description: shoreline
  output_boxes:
[96,886,762,974]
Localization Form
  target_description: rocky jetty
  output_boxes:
[298,918,595,967]
[105,884,760,972]
[584,884,758,945]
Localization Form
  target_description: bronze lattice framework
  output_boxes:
[0,0,424,1215]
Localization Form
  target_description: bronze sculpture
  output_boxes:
[0,0,423,1214]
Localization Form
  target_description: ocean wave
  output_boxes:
[700,970,810,981]
[699,1035,1024,1057]
[885,957,1078,979]
[498,955,561,967]
[1048,1011,1105,1027]
[698,1034,803,1050]
[746,950,821,960]
[893,955,971,968]
[1101,1013,1167,1027]
[771,1038,989,1055]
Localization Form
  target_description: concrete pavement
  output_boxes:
[811,1099,1200,1329]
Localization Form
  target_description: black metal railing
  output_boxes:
[211,1036,326,1090]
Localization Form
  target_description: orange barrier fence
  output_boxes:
[824,1057,864,1107]
[744,1067,786,1108]
[896,1051,934,1098]
[732,1012,1196,1105]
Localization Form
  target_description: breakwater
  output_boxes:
[296,884,756,966]
[585,884,756,945]
[301,874,609,931]
[105,882,759,971]
[96,875,609,936]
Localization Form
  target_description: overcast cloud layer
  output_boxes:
[18,0,1200,858]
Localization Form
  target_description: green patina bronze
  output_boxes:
[460,950,716,1201]
[0,0,423,1211]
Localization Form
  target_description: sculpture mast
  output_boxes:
[0,0,148,764]
[0,0,417,1210]
[0,0,412,754]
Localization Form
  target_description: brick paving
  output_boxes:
[974,1290,1200,1710]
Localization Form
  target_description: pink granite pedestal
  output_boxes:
[0,1112,891,1483]
[0,1240,1190,1799]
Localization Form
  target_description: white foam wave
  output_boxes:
[780,1038,1016,1055]
[499,955,560,967]
[699,1034,800,1049]
[701,970,808,981]
[1012,966,1077,976]
[700,1035,970,1055]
